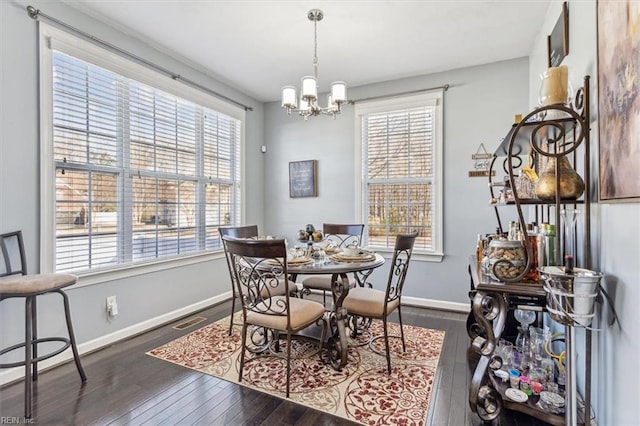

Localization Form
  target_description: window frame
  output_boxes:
[354,91,444,262]
[39,24,245,282]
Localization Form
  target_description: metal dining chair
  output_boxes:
[222,236,327,397]
[301,223,364,306]
[219,226,297,335]
[0,230,87,418]
[342,231,418,373]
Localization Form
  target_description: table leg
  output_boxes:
[325,273,350,370]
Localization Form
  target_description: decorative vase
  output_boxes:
[534,156,585,201]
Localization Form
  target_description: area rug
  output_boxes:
[147,313,445,426]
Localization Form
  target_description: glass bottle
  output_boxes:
[538,223,548,268]
[476,234,484,263]
[525,224,539,281]
[546,223,556,265]
[508,221,519,241]
[514,309,536,370]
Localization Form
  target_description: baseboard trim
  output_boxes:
[0,293,230,386]
[402,296,470,313]
[306,288,470,313]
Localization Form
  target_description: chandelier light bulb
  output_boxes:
[301,76,318,101]
[330,81,346,104]
[282,86,297,109]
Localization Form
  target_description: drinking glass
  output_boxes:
[496,339,515,370]
[530,327,551,364]
[514,309,536,368]
[561,208,580,271]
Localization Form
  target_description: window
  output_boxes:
[40,25,244,274]
[355,92,443,260]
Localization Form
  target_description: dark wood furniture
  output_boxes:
[0,230,87,418]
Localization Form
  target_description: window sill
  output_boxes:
[71,250,226,288]
[369,248,444,263]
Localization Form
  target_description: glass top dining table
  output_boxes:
[287,253,385,370]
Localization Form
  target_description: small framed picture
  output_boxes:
[547,2,569,67]
[289,160,318,198]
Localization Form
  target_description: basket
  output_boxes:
[539,266,603,327]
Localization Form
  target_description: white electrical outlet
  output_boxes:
[106,296,118,317]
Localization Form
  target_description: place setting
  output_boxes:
[330,245,377,263]
[285,255,313,265]
[264,254,313,266]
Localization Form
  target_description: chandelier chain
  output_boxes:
[313,16,318,80]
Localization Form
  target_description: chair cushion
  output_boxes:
[302,275,356,291]
[343,287,399,317]
[247,296,325,332]
[260,278,297,298]
[0,273,78,296]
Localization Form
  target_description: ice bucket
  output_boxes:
[539,266,603,327]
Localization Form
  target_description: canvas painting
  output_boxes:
[597,0,640,201]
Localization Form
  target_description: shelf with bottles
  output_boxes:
[470,75,596,426]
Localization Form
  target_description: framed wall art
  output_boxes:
[289,160,318,198]
[547,2,569,67]
[597,0,640,202]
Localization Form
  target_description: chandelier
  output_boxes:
[281,9,348,119]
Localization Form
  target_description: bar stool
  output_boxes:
[0,231,87,418]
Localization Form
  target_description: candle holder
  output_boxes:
[538,66,573,106]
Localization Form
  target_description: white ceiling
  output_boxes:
[61,0,551,102]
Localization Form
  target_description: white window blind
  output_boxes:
[356,92,443,258]
[47,43,242,273]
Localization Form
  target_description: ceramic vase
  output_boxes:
[534,156,585,201]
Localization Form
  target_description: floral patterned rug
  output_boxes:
[147,313,445,426]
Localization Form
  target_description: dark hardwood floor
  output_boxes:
[0,300,550,425]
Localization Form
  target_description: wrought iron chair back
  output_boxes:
[384,232,418,308]
[322,223,364,248]
[302,223,365,306]
[219,225,259,335]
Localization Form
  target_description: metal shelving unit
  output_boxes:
[468,76,594,426]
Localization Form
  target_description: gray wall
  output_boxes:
[528,2,639,425]
[0,0,263,371]
[264,58,530,306]
[1,1,637,423]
